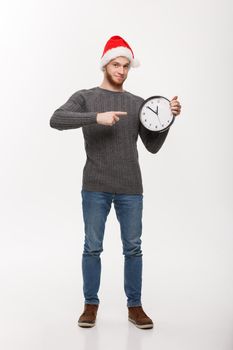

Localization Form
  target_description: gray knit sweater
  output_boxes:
[49,86,170,194]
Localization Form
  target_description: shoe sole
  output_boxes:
[128,317,153,329]
[78,321,96,328]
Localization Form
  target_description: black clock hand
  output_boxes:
[146,106,162,126]
[146,106,158,115]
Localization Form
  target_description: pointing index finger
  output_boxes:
[115,111,127,116]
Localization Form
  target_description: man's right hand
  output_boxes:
[96,111,127,126]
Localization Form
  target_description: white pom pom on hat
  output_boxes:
[100,35,140,71]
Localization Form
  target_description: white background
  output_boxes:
[1,0,233,349]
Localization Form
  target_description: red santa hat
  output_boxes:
[100,35,140,71]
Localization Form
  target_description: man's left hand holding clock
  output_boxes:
[170,96,182,116]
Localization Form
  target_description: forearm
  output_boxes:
[50,109,97,131]
[139,124,170,153]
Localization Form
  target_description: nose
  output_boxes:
[118,66,124,74]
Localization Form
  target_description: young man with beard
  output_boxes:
[49,35,181,329]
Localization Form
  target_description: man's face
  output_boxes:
[104,56,130,87]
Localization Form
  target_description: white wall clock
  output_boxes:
[139,95,175,132]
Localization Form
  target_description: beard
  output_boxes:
[105,68,126,88]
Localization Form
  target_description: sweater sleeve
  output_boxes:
[139,122,170,154]
[49,91,97,131]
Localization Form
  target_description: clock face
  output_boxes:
[139,95,174,132]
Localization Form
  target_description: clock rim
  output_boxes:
[139,95,175,133]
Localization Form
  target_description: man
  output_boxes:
[49,35,181,329]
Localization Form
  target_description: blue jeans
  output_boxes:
[81,190,143,307]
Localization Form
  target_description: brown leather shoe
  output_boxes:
[128,306,154,329]
[78,304,99,328]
